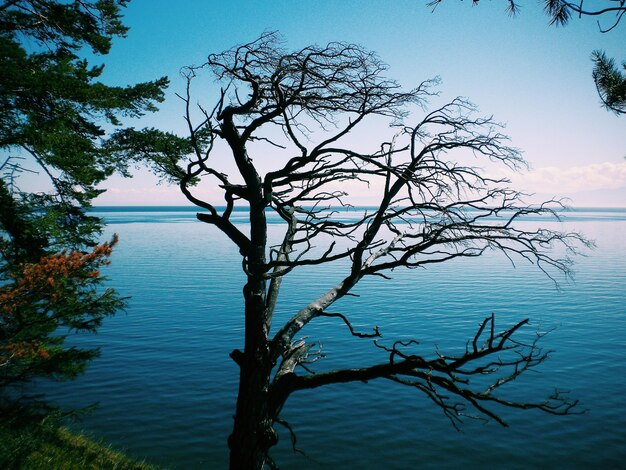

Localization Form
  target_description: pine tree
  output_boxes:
[0,1,167,407]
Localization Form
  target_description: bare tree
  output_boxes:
[112,32,588,469]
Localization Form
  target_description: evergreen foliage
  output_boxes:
[592,50,626,115]
[0,1,167,408]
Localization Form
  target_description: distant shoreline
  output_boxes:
[90,205,626,212]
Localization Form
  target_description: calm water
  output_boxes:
[41,207,626,469]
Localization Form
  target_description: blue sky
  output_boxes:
[88,0,625,206]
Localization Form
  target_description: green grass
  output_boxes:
[1,421,160,470]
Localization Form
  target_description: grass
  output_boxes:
[1,420,160,470]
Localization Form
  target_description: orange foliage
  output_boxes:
[1,236,118,375]
[0,235,118,316]
[0,341,50,361]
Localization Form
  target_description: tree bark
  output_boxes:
[228,197,275,469]
[228,278,276,469]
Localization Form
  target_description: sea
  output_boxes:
[40,206,626,469]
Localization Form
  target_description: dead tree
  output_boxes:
[113,32,588,469]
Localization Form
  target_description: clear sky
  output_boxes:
[86,0,625,207]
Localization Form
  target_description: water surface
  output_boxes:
[43,206,626,469]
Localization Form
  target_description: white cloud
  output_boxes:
[506,161,626,194]
[95,161,626,207]
[96,186,185,205]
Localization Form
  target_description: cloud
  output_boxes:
[332,161,626,205]
[95,161,626,207]
[510,161,626,194]
[98,185,224,205]
[96,186,184,204]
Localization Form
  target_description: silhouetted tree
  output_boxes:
[113,33,587,468]
[0,0,166,410]
[429,0,626,114]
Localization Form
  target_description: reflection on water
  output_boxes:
[40,207,626,469]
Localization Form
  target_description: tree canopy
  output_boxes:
[0,0,167,409]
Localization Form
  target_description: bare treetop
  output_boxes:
[206,32,418,130]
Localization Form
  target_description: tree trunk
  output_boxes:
[228,365,275,468]
[229,196,274,469]
[228,279,276,469]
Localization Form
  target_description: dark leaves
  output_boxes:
[107,127,193,184]
[592,50,626,114]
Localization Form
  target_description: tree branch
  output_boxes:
[272,315,578,427]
